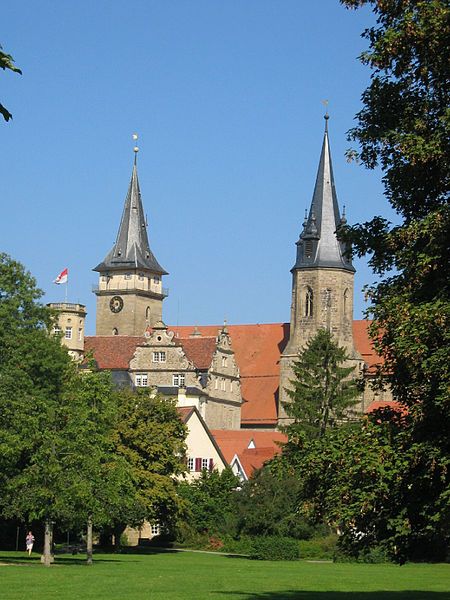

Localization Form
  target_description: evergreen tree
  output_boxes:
[283,329,360,439]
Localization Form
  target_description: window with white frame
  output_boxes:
[151,523,160,536]
[201,458,209,470]
[53,326,61,335]
[65,327,72,340]
[187,457,195,471]
[135,373,148,387]
[173,373,185,387]
[152,351,166,363]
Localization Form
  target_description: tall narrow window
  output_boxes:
[112,327,119,335]
[146,306,151,320]
[305,287,313,317]
[343,289,349,317]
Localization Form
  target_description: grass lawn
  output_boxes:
[1,549,449,600]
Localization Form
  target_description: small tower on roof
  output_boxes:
[278,115,361,425]
[93,137,168,336]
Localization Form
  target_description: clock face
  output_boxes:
[110,296,124,313]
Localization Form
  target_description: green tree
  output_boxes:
[339,0,450,558]
[106,389,187,547]
[0,44,21,121]
[283,329,360,439]
[235,467,315,540]
[177,468,239,537]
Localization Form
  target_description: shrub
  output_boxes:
[298,533,338,560]
[249,536,300,561]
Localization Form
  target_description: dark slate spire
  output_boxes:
[94,154,167,275]
[293,115,354,272]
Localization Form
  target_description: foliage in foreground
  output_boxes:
[336,0,450,561]
[283,328,361,439]
[0,44,21,121]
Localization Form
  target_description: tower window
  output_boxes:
[138,272,144,280]
[305,288,313,317]
[221,356,228,367]
[78,328,83,341]
[124,273,132,280]
[146,306,151,320]
[53,326,61,336]
[65,327,73,340]
[112,328,119,335]
[305,240,313,259]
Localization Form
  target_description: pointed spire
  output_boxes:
[94,139,167,275]
[293,115,354,272]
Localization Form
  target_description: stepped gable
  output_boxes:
[211,429,287,464]
[171,323,290,426]
[178,336,217,370]
[85,335,143,369]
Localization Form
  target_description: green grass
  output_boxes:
[1,550,449,600]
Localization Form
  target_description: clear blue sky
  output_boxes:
[1,1,397,334]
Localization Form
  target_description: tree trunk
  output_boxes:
[113,524,123,553]
[86,516,93,565]
[41,519,54,566]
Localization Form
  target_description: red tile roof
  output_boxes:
[178,337,217,370]
[85,336,143,369]
[171,324,290,425]
[238,447,281,478]
[353,320,383,373]
[86,321,382,427]
[366,400,405,414]
[211,429,286,464]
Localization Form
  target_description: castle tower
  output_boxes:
[47,302,87,360]
[278,116,361,424]
[93,145,168,336]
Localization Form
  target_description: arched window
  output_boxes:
[112,328,119,336]
[304,287,313,317]
[146,306,150,320]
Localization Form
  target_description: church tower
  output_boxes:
[278,116,361,424]
[93,145,168,336]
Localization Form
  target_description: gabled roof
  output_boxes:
[177,405,228,468]
[93,161,167,275]
[172,323,289,425]
[85,335,144,369]
[211,429,286,464]
[85,320,383,427]
[237,447,281,478]
[179,337,217,370]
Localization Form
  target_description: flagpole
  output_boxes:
[65,280,68,303]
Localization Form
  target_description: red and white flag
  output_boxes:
[53,268,68,285]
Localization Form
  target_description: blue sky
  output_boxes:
[1,1,397,334]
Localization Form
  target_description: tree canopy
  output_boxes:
[283,329,360,439]
[0,44,21,121]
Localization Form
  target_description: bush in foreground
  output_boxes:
[249,536,300,561]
